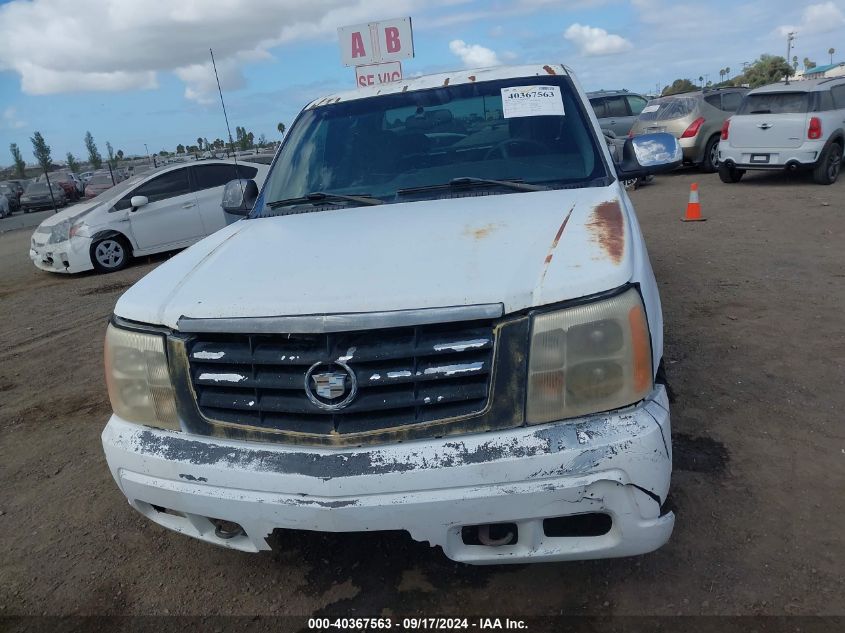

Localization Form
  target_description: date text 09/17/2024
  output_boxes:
[307,618,528,630]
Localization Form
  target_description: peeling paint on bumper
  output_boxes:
[102,386,673,564]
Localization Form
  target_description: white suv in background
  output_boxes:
[718,78,845,185]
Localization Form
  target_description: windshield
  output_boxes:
[737,92,809,115]
[26,182,56,193]
[638,96,698,121]
[255,76,608,216]
[88,174,114,185]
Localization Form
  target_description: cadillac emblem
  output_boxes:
[304,361,358,411]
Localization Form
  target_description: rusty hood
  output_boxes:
[115,186,636,328]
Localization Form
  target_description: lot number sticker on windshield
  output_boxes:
[501,86,565,118]
[641,104,660,114]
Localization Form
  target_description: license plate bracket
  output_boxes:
[750,154,770,164]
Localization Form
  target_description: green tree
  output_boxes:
[66,152,80,173]
[830,48,836,65]
[737,54,793,87]
[10,143,26,178]
[106,141,116,168]
[277,122,285,135]
[176,143,185,154]
[804,57,816,70]
[30,131,58,212]
[196,137,203,150]
[257,133,267,147]
[116,149,124,160]
[662,78,697,96]
[85,131,102,169]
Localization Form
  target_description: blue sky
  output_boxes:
[1,0,843,165]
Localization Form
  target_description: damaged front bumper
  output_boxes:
[102,385,673,564]
[29,236,93,274]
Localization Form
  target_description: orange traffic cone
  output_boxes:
[682,183,706,222]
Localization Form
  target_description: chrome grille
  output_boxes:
[185,320,495,435]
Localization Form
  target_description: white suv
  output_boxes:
[718,77,845,185]
[100,64,683,564]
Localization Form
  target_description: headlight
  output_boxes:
[526,288,653,424]
[104,324,180,431]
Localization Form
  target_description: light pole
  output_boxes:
[785,31,796,84]
[144,143,151,166]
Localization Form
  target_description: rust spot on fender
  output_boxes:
[587,200,625,263]
[443,77,450,86]
[463,223,502,241]
[468,75,476,82]
[542,65,556,75]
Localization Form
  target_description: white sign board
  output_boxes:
[501,86,565,118]
[355,61,403,88]
[338,17,414,67]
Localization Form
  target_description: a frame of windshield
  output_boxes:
[251,75,611,217]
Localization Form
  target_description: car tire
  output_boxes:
[700,135,720,173]
[718,164,744,183]
[90,236,131,273]
[813,142,842,185]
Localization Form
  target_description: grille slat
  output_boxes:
[187,319,495,435]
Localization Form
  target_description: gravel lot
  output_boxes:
[1,169,843,622]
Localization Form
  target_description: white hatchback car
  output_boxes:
[30,160,268,274]
[718,77,845,185]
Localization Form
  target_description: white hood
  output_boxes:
[33,199,102,227]
[115,187,635,328]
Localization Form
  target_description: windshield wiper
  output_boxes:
[267,191,383,209]
[397,177,549,196]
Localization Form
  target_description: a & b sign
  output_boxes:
[338,17,414,87]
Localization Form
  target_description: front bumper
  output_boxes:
[29,236,93,274]
[102,386,674,564]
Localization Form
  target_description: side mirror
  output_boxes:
[616,132,682,180]
[129,195,148,212]
[221,179,259,216]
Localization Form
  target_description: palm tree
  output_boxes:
[277,122,285,136]
[719,69,725,82]
[196,137,203,151]
[725,66,730,79]
[698,75,704,87]
[830,48,836,65]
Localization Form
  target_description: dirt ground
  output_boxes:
[1,169,844,624]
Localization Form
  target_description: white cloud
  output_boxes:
[777,2,845,36]
[564,23,633,56]
[3,106,27,129]
[0,0,442,101]
[449,40,501,68]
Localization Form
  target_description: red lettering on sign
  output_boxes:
[351,31,366,58]
[384,26,401,53]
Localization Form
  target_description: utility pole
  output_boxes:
[785,31,796,84]
[144,143,151,166]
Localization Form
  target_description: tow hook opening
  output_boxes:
[461,522,518,546]
[542,513,612,537]
[211,518,246,540]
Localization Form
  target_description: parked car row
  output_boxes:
[589,77,844,184]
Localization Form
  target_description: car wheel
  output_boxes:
[813,142,842,185]
[701,135,720,173]
[718,164,744,183]
[90,236,130,273]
